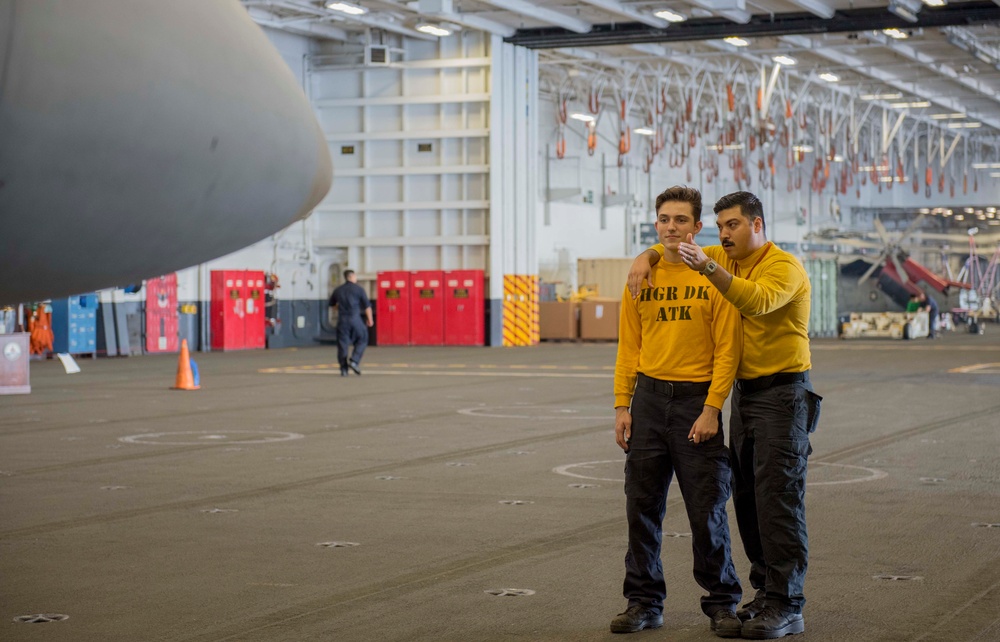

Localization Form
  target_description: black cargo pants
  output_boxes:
[623,373,742,617]
[729,372,822,614]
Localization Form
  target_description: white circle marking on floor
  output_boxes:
[553,460,887,486]
[119,430,304,445]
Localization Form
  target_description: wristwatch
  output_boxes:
[700,259,718,276]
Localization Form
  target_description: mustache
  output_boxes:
[721,240,735,247]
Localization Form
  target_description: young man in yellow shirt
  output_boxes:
[627,191,822,640]
[611,186,743,638]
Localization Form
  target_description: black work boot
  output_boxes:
[340,367,349,376]
[349,361,362,375]
[741,605,804,639]
[609,605,663,633]
[710,609,742,638]
[737,588,766,622]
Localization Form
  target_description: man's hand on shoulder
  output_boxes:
[627,249,659,298]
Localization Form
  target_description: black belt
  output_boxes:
[736,371,809,395]
[636,373,711,397]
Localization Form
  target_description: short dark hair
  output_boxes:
[654,186,702,222]
[343,269,355,280]
[714,191,765,233]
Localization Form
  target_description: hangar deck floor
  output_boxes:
[2,332,999,642]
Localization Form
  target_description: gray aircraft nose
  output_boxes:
[0,0,333,305]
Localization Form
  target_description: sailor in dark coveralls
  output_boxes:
[329,269,373,376]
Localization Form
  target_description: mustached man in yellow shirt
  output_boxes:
[628,191,822,640]
[610,186,743,638]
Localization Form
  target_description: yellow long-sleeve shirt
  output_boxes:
[650,242,812,380]
[614,260,742,410]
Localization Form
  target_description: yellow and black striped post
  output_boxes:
[502,275,539,347]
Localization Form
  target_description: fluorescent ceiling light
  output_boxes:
[919,208,930,214]
[860,92,903,100]
[654,9,686,22]
[972,162,1000,169]
[889,101,931,108]
[724,37,749,47]
[327,1,368,15]
[955,214,966,220]
[819,73,839,82]
[570,113,595,123]
[792,145,814,153]
[416,24,452,36]
[773,55,797,65]
[947,122,982,128]
[931,112,966,119]
[833,154,845,162]
[922,0,947,6]
[882,28,909,39]
[633,128,655,136]
[964,207,975,213]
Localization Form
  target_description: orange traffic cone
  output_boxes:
[173,339,200,390]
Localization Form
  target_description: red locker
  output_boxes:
[376,271,410,346]
[211,270,245,350]
[146,273,179,353]
[410,270,444,346]
[443,270,484,346]
[243,270,266,349]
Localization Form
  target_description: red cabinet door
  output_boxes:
[243,270,265,349]
[443,270,484,346]
[211,270,245,350]
[146,273,179,353]
[409,270,443,346]
[376,271,410,345]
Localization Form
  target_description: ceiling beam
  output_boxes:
[505,2,1000,48]
[778,35,1000,132]
[575,0,668,28]
[686,0,751,24]
[789,0,836,19]
[246,6,353,42]
[863,32,1000,113]
[478,0,592,34]
[376,0,517,37]
[245,0,434,40]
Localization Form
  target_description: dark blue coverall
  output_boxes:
[329,282,370,371]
